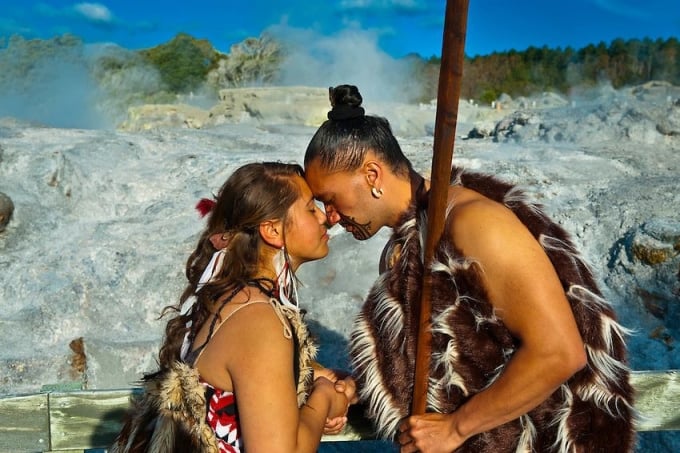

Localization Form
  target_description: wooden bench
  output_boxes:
[1,370,678,452]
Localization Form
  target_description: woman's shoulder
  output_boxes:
[214,287,290,337]
[195,287,291,390]
[217,288,275,321]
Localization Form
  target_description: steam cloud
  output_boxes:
[0,43,108,129]
[0,27,419,129]
[269,24,420,103]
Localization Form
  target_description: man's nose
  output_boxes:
[325,206,340,226]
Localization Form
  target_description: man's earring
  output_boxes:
[371,187,384,199]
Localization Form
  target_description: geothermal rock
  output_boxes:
[0,192,13,232]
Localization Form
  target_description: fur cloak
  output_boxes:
[110,300,317,453]
[349,167,636,452]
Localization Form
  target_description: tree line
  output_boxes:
[1,33,678,109]
[415,37,680,104]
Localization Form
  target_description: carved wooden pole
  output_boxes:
[411,0,470,415]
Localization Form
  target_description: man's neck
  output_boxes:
[386,171,426,228]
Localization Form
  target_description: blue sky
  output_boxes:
[1,0,678,58]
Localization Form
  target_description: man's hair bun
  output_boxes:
[328,84,365,120]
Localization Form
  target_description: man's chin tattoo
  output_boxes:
[338,213,372,240]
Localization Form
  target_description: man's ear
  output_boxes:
[259,220,284,248]
[364,160,382,188]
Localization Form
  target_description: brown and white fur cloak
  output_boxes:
[349,167,636,452]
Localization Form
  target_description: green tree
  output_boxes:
[414,37,679,104]
[139,32,219,93]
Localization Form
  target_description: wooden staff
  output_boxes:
[411,0,470,415]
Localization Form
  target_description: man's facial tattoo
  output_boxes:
[338,211,372,240]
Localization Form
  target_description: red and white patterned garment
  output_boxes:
[202,380,242,453]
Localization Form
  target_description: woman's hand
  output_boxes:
[323,415,347,435]
[312,377,349,420]
[321,376,359,435]
[314,367,339,382]
[314,366,352,383]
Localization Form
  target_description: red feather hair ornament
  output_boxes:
[195,198,216,218]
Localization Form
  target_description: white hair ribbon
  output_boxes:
[180,248,227,361]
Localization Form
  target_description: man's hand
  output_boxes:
[334,376,358,405]
[398,413,461,453]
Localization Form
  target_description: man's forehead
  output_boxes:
[306,170,334,195]
[312,188,332,202]
[305,164,358,201]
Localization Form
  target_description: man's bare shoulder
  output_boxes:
[447,187,517,228]
[446,186,534,255]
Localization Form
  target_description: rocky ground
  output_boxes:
[0,82,678,450]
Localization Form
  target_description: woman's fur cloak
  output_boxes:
[109,361,220,453]
[110,301,317,453]
[349,168,636,452]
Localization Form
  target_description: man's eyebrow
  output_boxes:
[314,193,330,203]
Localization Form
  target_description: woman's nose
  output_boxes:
[315,205,328,224]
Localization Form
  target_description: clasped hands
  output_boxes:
[314,368,358,435]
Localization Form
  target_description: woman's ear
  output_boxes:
[209,232,231,250]
[259,220,284,248]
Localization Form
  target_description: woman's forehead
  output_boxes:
[294,176,314,198]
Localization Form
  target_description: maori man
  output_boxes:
[304,84,635,452]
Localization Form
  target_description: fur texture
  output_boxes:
[349,168,636,452]
[111,300,316,452]
[109,361,220,453]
